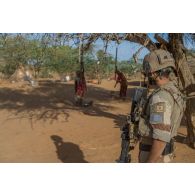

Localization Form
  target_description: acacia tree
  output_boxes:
[0,33,81,77]
[0,34,30,74]
[151,33,195,147]
[78,33,195,148]
[1,33,194,145]
[168,34,195,148]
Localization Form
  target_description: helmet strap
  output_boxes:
[152,71,161,80]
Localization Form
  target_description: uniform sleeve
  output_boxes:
[149,92,173,143]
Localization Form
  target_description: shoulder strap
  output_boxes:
[160,86,184,113]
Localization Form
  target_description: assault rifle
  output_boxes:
[117,87,148,163]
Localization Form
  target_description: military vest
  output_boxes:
[138,81,186,141]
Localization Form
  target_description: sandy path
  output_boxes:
[0,79,194,162]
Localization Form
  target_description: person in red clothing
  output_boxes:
[74,70,87,106]
[114,70,128,99]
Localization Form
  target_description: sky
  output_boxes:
[67,35,150,62]
[94,39,150,62]
[92,33,159,61]
[95,33,195,62]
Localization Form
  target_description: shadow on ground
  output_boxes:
[51,135,88,163]
[0,80,134,128]
[175,133,186,144]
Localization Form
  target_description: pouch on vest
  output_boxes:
[138,116,151,137]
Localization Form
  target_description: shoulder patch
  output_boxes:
[150,113,164,123]
[151,102,166,113]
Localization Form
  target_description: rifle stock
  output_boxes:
[117,123,131,163]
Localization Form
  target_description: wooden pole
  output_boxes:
[79,33,84,73]
[115,44,118,72]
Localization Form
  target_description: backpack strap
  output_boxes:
[160,86,185,113]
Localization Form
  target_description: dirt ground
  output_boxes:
[0,78,194,163]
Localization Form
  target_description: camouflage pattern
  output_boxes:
[139,81,185,144]
[138,48,187,162]
[143,49,175,74]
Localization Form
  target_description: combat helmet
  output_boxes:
[143,49,176,76]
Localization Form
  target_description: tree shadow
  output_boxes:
[0,80,134,128]
[51,135,88,163]
[175,132,195,149]
[175,133,186,144]
[82,103,127,128]
[0,85,71,126]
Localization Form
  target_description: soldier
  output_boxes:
[114,70,128,99]
[74,70,87,106]
[138,49,186,163]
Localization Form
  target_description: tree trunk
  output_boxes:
[168,33,195,148]
[96,62,101,84]
[79,34,84,73]
[133,46,144,64]
[83,33,195,147]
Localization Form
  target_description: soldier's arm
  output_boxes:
[147,92,173,162]
[147,139,166,163]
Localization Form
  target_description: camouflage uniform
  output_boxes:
[138,81,185,162]
[138,49,186,162]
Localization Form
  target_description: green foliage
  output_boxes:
[0,33,143,78]
[0,34,80,76]
[94,49,115,78]
[44,46,79,74]
[116,59,142,77]
[0,35,28,74]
